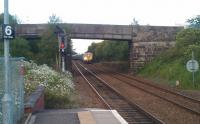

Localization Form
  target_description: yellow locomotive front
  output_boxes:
[83,52,93,63]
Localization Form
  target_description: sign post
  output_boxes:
[1,0,14,124]
[186,51,199,87]
[2,0,13,124]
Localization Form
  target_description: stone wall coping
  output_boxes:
[25,85,45,108]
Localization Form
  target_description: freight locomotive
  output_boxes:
[83,52,93,63]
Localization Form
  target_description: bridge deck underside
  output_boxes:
[70,33,132,40]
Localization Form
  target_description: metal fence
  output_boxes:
[0,57,24,124]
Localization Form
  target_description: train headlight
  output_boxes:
[83,57,87,61]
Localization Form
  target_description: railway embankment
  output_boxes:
[138,28,200,90]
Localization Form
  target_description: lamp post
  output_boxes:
[1,0,13,123]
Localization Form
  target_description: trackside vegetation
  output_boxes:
[88,40,129,61]
[24,61,75,108]
[138,28,200,90]
[87,41,129,72]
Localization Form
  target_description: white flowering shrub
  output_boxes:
[24,61,74,108]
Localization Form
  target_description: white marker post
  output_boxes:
[186,51,199,87]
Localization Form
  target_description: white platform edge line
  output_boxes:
[90,110,110,112]
[90,110,128,124]
[111,110,128,124]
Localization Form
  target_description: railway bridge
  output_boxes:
[14,23,183,72]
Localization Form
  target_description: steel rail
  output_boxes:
[78,62,165,124]
[87,64,200,116]
[73,62,112,109]
[121,74,200,103]
[101,65,200,104]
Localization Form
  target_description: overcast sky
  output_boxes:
[1,0,200,53]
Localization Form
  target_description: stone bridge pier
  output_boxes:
[129,25,183,73]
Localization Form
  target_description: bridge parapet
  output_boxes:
[68,23,132,35]
[15,24,47,39]
[133,26,183,42]
[68,23,132,40]
[14,23,133,40]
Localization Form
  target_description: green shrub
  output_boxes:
[24,61,74,108]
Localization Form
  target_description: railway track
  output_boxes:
[85,63,200,116]
[73,61,164,124]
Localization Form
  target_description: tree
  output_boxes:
[187,15,200,29]
[48,14,62,24]
[176,28,200,47]
[36,14,64,67]
[36,26,59,66]
[0,37,33,59]
[176,28,200,61]
[0,13,19,25]
[132,18,139,26]
[10,37,33,59]
[87,41,129,62]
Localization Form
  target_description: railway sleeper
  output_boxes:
[118,112,140,115]
[117,109,138,111]
[117,107,139,110]
[121,114,154,120]
[125,118,154,123]
[128,121,153,124]
[122,114,149,118]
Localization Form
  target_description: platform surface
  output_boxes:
[28,109,128,124]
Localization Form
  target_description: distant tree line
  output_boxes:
[87,40,129,62]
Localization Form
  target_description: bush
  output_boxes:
[24,61,74,108]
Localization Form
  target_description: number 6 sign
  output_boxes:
[2,24,15,39]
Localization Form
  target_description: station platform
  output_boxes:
[27,108,128,124]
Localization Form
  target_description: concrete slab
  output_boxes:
[78,111,96,124]
[90,110,128,124]
[30,109,80,124]
[29,109,128,124]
